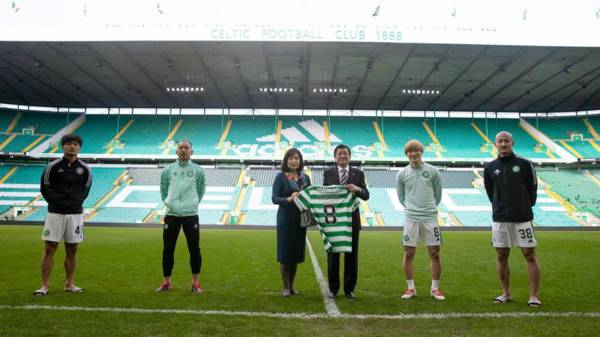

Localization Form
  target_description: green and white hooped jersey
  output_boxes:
[294,185,360,253]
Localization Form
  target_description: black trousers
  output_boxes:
[327,225,360,295]
[162,215,201,277]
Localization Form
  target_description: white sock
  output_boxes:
[431,280,440,290]
[407,279,415,289]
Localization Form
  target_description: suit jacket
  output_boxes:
[323,166,370,230]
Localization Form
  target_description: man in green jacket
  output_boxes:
[156,140,206,293]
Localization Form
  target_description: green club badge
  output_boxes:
[512,165,520,173]
[43,229,50,236]
[164,224,169,230]
[422,171,431,178]
[187,171,194,177]
[403,235,410,242]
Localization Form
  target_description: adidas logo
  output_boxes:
[256,119,342,144]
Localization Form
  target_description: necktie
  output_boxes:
[340,168,348,185]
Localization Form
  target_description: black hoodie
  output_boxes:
[483,152,537,222]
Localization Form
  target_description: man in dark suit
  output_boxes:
[323,144,370,299]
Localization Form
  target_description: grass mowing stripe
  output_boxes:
[305,237,340,316]
[2,305,599,320]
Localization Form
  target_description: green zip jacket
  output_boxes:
[160,160,206,217]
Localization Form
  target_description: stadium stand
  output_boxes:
[168,116,224,156]
[248,167,278,186]
[111,116,170,155]
[64,115,127,154]
[431,118,490,158]
[204,167,241,186]
[378,117,433,158]
[226,116,278,148]
[440,171,476,188]
[13,112,77,135]
[538,169,600,217]
[364,168,397,187]
[473,118,550,158]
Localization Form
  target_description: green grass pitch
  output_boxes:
[1,225,599,336]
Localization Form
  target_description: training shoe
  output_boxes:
[191,281,203,294]
[431,288,446,301]
[156,281,172,292]
[401,288,417,299]
[528,298,542,307]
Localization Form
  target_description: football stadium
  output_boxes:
[1,1,600,336]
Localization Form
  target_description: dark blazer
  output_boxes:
[323,166,370,229]
[322,165,369,295]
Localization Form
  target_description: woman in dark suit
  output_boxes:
[271,147,311,297]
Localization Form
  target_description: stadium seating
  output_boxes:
[328,118,379,151]
[248,167,278,186]
[13,112,77,135]
[0,109,17,130]
[538,169,600,217]
[378,118,433,158]
[111,116,171,155]
[2,135,46,152]
[527,117,592,139]
[168,116,223,156]
[225,116,278,148]
[363,169,397,187]
[473,118,549,158]
[65,115,127,154]
[431,118,490,158]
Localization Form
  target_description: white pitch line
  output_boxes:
[1,305,599,321]
[306,237,341,316]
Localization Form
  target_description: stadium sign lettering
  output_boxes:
[261,29,324,40]
[335,30,366,41]
[211,29,251,40]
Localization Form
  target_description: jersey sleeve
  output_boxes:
[293,188,311,211]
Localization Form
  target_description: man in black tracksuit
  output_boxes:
[35,134,92,296]
[483,131,541,307]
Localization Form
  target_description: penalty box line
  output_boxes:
[1,305,600,320]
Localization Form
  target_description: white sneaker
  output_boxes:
[401,288,417,299]
[431,288,446,300]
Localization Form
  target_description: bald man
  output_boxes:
[483,131,541,307]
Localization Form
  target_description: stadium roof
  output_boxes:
[0,41,599,112]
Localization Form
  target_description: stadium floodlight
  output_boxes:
[319,88,323,92]
[290,88,294,92]
[200,87,205,92]
[313,88,317,93]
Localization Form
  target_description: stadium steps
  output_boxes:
[161,119,184,155]
[559,140,584,159]
[22,135,45,152]
[233,168,248,225]
[519,122,556,159]
[470,122,496,156]
[583,118,600,140]
[588,140,600,154]
[217,120,233,155]
[323,120,331,148]
[105,119,135,154]
[422,120,444,158]
[0,166,18,184]
[0,134,17,151]
[539,179,588,226]
[85,170,129,221]
[45,115,87,154]
[5,112,22,133]
[15,194,44,220]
